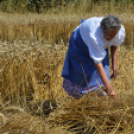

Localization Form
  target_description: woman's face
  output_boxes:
[103,30,118,41]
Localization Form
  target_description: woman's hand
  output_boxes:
[106,86,117,99]
[111,66,118,79]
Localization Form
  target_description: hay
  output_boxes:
[49,94,134,133]
[0,112,74,134]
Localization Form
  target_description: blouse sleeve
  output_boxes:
[88,32,107,64]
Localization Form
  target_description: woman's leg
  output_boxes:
[63,78,83,99]
[63,78,107,99]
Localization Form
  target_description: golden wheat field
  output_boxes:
[1,5,134,133]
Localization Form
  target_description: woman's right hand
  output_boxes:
[107,88,117,99]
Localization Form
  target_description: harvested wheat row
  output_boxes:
[48,94,134,134]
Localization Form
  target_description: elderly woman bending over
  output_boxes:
[62,14,125,99]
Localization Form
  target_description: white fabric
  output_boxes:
[79,17,125,63]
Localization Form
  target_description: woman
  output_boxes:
[62,14,125,99]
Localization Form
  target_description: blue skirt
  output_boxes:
[62,20,110,88]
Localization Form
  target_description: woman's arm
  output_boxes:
[95,63,116,97]
[111,46,118,79]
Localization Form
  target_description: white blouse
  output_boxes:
[79,17,125,63]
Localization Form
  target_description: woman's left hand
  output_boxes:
[111,67,118,79]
